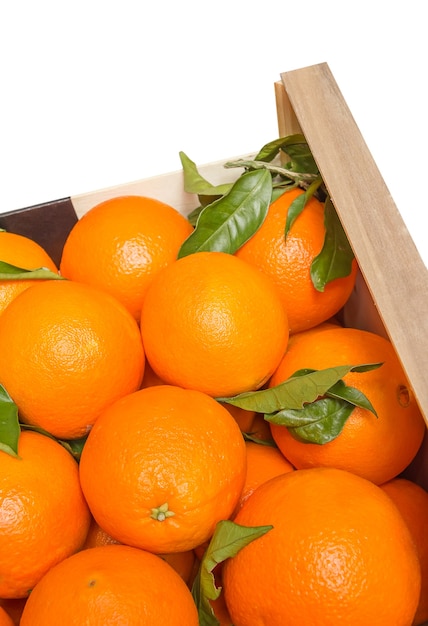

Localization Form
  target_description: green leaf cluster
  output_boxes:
[178,135,355,291]
[217,363,382,445]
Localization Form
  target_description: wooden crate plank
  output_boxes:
[280,62,428,425]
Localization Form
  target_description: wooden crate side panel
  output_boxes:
[70,156,249,219]
[279,63,428,427]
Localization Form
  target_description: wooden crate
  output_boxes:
[1,62,427,490]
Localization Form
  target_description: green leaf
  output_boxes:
[242,431,276,446]
[284,176,324,237]
[0,261,62,281]
[266,396,354,444]
[0,384,20,457]
[20,422,87,461]
[253,135,302,162]
[177,169,272,258]
[179,151,234,197]
[253,135,317,174]
[57,436,88,461]
[185,205,205,227]
[283,140,319,174]
[192,519,272,626]
[326,379,378,416]
[217,363,382,446]
[284,191,308,237]
[224,159,317,187]
[216,364,373,413]
[310,196,355,292]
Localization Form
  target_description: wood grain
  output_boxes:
[279,62,428,426]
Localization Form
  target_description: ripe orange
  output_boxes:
[380,478,428,625]
[0,230,58,315]
[268,326,426,484]
[81,516,196,587]
[222,467,421,625]
[235,187,358,334]
[140,251,289,398]
[19,544,199,625]
[0,607,14,626]
[0,599,26,626]
[244,412,276,443]
[0,279,145,439]
[221,403,256,434]
[233,441,294,515]
[79,385,247,554]
[0,430,91,598]
[59,195,194,321]
[140,359,166,388]
[159,550,197,587]
[210,593,233,626]
[81,517,121,549]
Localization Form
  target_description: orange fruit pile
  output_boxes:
[0,190,426,625]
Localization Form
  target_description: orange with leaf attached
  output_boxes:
[268,326,426,484]
[235,187,358,334]
[0,230,58,316]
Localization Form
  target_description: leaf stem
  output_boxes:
[224,159,318,183]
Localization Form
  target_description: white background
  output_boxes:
[1,1,427,267]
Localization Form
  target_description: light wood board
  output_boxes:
[277,62,428,426]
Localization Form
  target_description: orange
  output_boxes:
[140,251,289,398]
[380,478,428,625]
[0,599,26,626]
[0,230,58,315]
[79,385,247,553]
[210,592,233,626]
[0,280,145,439]
[245,412,276,443]
[81,517,196,587]
[81,516,121,549]
[235,187,358,334]
[233,441,294,515]
[0,607,14,626]
[84,521,201,587]
[140,359,166,388]
[19,544,199,625]
[268,326,426,484]
[222,467,421,625]
[59,195,194,321]
[0,430,91,598]
[221,403,256,434]
[160,550,197,587]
